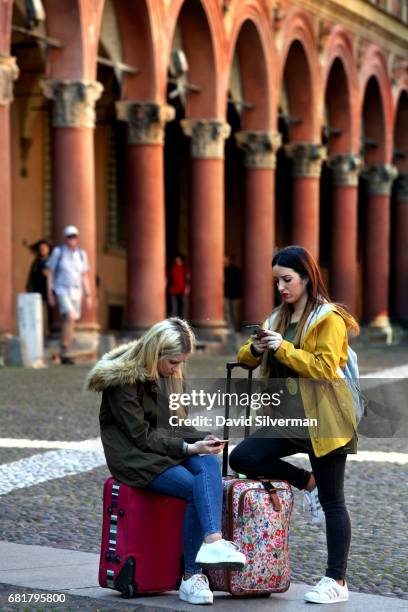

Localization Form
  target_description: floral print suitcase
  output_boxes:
[207,478,293,596]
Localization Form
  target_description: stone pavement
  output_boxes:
[0,344,407,610]
[1,542,407,612]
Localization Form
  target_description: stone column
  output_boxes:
[41,80,103,335]
[360,164,397,333]
[328,154,362,313]
[284,143,327,259]
[393,174,408,326]
[116,101,175,331]
[235,130,282,324]
[181,118,230,337]
[0,56,19,337]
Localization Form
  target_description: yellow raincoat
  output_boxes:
[237,303,357,457]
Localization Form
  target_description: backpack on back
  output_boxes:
[339,345,367,423]
[301,303,366,425]
[270,303,367,424]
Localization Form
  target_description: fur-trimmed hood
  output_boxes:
[87,341,141,392]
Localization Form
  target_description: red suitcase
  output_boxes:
[99,477,186,598]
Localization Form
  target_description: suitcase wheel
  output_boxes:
[121,584,135,599]
[115,557,137,599]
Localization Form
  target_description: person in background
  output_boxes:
[45,225,92,365]
[26,239,52,337]
[168,254,190,318]
[224,255,242,330]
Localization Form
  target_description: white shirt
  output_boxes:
[46,245,89,296]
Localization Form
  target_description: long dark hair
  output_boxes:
[272,245,359,345]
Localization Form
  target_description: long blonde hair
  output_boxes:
[127,317,194,395]
[272,246,359,346]
[87,317,195,400]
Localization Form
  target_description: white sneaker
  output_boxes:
[304,576,349,604]
[179,574,214,605]
[303,487,325,527]
[195,538,247,570]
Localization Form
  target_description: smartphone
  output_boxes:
[245,324,267,338]
[212,439,229,446]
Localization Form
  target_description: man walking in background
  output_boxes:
[46,226,92,364]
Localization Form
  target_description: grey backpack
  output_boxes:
[339,346,367,423]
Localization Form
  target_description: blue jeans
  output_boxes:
[145,455,223,575]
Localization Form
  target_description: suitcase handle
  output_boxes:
[226,362,254,372]
[237,485,283,519]
[222,362,256,477]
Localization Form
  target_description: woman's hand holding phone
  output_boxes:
[254,331,283,352]
[246,325,270,354]
[265,331,283,351]
[251,336,266,354]
[188,438,227,455]
[212,439,229,447]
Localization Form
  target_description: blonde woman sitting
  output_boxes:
[87,317,246,605]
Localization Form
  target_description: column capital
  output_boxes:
[0,55,19,106]
[395,174,408,202]
[40,80,103,128]
[181,119,231,159]
[235,131,282,169]
[361,164,398,196]
[328,154,363,187]
[284,143,327,178]
[115,101,175,145]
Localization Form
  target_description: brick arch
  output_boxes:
[43,0,104,79]
[113,0,158,100]
[165,0,222,117]
[360,46,393,164]
[279,9,320,142]
[393,89,408,173]
[323,29,359,154]
[226,2,277,130]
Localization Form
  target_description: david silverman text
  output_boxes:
[169,415,318,427]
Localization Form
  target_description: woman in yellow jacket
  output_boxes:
[229,245,359,605]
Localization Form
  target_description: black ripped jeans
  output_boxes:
[229,437,351,581]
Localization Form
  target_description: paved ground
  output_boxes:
[1,543,407,612]
[0,343,407,610]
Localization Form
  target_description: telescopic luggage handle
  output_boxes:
[222,362,255,477]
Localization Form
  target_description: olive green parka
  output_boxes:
[87,342,204,487]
